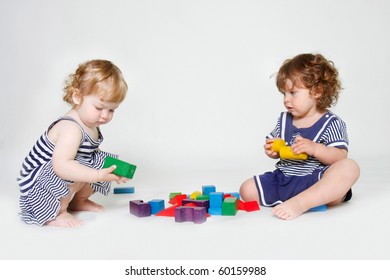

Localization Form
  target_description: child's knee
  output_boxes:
[240,178,259,202]
[341,158,360,181]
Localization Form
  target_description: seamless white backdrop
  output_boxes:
[2,0,389,173]
[1,0,389,263]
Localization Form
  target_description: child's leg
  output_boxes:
[68,183,104,212]
[272,158,360,220]
[45,184,83,227]
[240,178,260,203]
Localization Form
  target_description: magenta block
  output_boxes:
[174,206,207,224]
[129,200,151,217]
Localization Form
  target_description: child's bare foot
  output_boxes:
[46,211,84,227]
[272,198,306,220]
[68,199,104,212]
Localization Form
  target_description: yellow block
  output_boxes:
[271,139,287,152]
[279,146,308,160]
[190,191,202,200]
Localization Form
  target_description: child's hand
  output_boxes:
[96,165,129,184]
[264,138,280,159]
[291,136,317,156]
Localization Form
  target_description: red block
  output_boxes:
[244,201,260,212]
[168,194,187,206]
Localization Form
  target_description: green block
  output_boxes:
[103,156,137,179]
[222,197,238,216]
[196,195,209,200]
[169,192,182,200]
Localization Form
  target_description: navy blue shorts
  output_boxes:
[254,168,352,206]
[254,169,326,207]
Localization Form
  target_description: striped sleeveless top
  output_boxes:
[267,111,349,176]
[17,116,114,196]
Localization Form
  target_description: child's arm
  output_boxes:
[51,121,124,183]
[291,136,347,165]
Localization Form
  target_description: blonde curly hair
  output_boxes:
[276,53,342,111]
[63,59,127,107]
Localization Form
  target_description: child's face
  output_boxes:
[75,94,119,129]
[281,79,319,118]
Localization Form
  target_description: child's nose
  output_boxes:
[101,110,109,119]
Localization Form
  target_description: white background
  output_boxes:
[1,0,389,272]
[1,0,389,171]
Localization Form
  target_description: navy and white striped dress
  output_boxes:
[17,116,116,226]
[254,111,349,206]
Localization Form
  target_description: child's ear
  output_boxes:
[72,89,82,105]
[312,84,324,99]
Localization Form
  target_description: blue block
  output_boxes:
[309,204,327,212]
[149,199,165,215]
[208,207,222,215]
[202,185,216,195]
[227,192,240,199]
[113,187,135,194]
[209,192,224,208]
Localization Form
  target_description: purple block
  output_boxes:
[129,200,151,217]
[182,198,209,210]
[174,206,207,224]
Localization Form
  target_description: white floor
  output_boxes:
[0,156,388,260]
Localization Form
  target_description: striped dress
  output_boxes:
[254,111,349,206]
[17,116,116,226]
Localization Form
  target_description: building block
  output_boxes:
[169,192,182,200]
[169,194,187,206]
[271,139,308,160]
[238,199,246,211]
[155,204,178,217]
[222,197,238,216]
[182,198,209,209]
[129,200,151,217]
[113,187,135,194]
[190,191,201,200]
[238,199,260,212]
[202,185,216,195]
[227,192,240,199]
[308,204,327,212]
[103,156,137,179]
[209,192,224,209]
[208,207,222,215]
[244,201,260,212]
[196,194,209,200]
[148,199,165,215]
[174,206,207,224]
[271,139,287,152]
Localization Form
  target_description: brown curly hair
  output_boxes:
[276,53,342,111]
[63,59,127,107]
